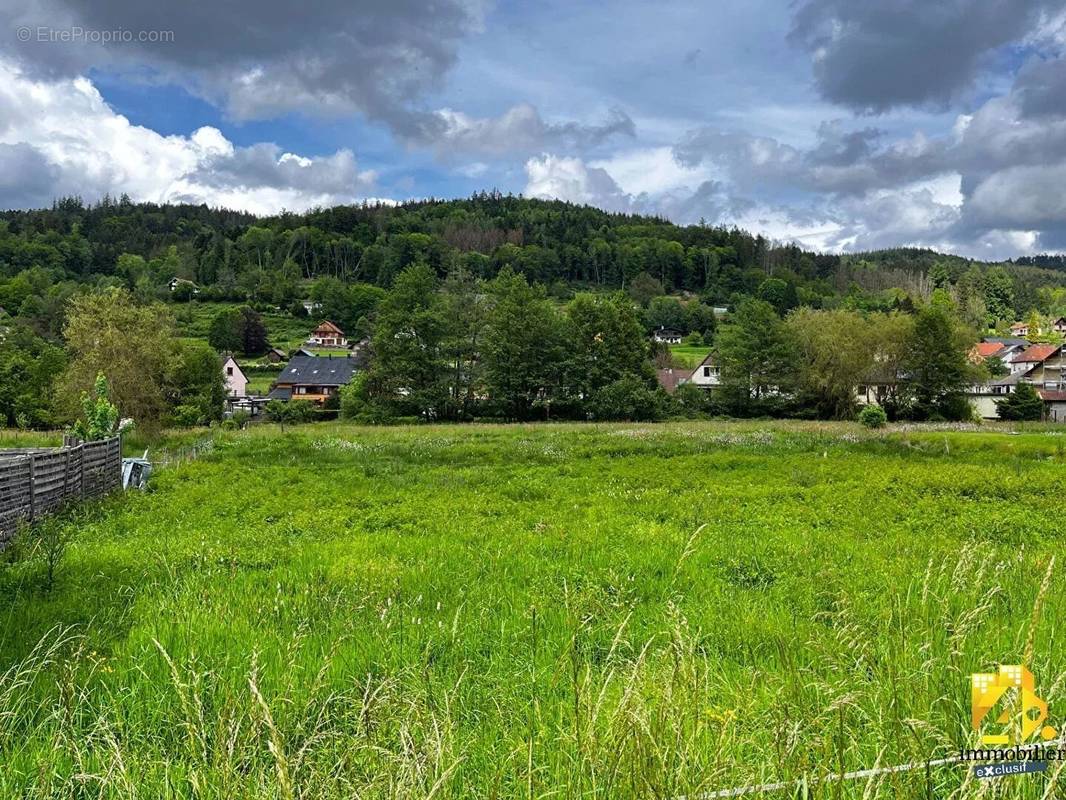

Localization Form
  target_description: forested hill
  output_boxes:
[2,193,1066,322]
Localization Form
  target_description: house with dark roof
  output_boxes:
[1053,317,1066,335]
[268,354,358,404]
[651,327,683,345]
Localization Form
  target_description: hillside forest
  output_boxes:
[3,193,1066,430]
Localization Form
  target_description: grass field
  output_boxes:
[173,301,315,352]
[669,344,712,369]
[2,421,1065,798]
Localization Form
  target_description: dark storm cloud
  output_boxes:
[673,120,948,197]
[788,0,1056,111]
[5,0,486,130]
[1014,55,1066,118]
[0,143,60,210]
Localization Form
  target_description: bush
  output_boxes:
[670,383,711,418]
[858,404,888,429]
[265,399,318,425]
[683,331,704,347]
[588,376,666,421]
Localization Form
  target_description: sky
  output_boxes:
[2,0,1066,259]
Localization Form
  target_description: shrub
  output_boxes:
[670,383,711,418]
[171,404,206,428]
[858,404,888,429]
[265,399,318,426]
[588,376,665,421]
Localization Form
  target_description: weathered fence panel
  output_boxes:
[0,437,122,547]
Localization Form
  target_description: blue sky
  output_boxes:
[3,0,1066,258]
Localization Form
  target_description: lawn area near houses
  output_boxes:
[668,342,713,368]
[1,421,1065,798]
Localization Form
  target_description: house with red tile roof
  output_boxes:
[972,341,1005,360]
[970,343,1066,419]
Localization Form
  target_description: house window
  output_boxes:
[226,367,233,376]
[703,366,711,377]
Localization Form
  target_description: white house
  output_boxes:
[222,355,248,398]
[302,300,323,315]
[308,321,348,348]
[687,352,721,389]
[652,327,683,345]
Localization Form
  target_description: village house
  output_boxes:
[655,367,686,394]
[1053,317,1066,336]
[1010,321,1030,337]
[307,321,348,348]
[265,347,288,363]
[302,300,323,315]
[1011,344,1064,389]
[969,339,1027,369]
[652,327,683,345]
[970,343,1066,419]
[655,351,721,394]
[268,353,358,405]
[221,355,248,398]
[687,351,721,389]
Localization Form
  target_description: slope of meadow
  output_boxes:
[1,422,1064,798]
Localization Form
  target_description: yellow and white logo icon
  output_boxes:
[972,665,1056,746]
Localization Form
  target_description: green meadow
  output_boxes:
[668,344,713,369]
[1,422,1065,798]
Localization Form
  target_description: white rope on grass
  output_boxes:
[677,738,1066,799]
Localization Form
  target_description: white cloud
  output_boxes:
[590,146,714,197]
[0,61,379,214]
[524,154,632,211]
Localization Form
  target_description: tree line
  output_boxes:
[334,267,985,424]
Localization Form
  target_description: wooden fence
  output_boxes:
[0,436,122,547]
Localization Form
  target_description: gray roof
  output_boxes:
[983,337,1029,347]
[276,354,358,387]
[991,368,1034,387]
[268,386,293,400]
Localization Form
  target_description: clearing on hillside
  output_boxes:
[1,422,1063,798]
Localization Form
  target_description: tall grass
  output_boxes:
[1,421,1063,797]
